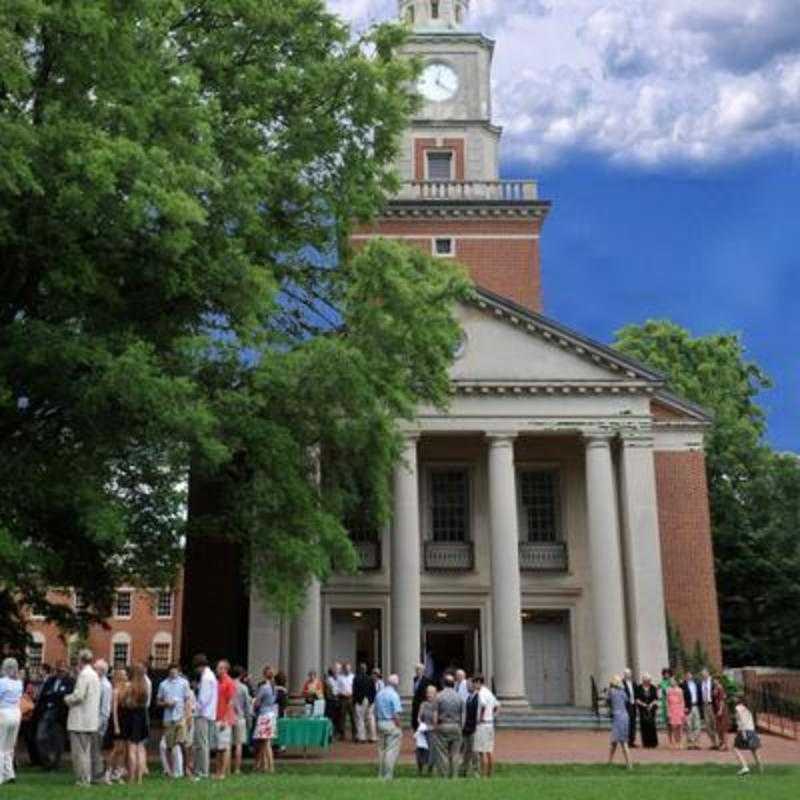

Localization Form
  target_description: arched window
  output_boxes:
[406,4,414,24]
[151,632,172,670]
[27,632,45,669]
[110,632,132,668]
[431,0,440,20]
[455,3,464,24]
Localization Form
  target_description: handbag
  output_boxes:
[20,693,35,721]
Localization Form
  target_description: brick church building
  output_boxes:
[183,0,721,708]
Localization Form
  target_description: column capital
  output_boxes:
[620,433,655,450]
[583,432,615,449]
[400,431,421,444]
[486,431,518,448]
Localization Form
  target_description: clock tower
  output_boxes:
[354,0,551,312]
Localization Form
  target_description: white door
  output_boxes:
[330,616,357,665]
[523,616,572,706]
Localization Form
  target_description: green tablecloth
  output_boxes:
[277,717,333,750]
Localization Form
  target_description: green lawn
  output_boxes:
[5,764,800,800]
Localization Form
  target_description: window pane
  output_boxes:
[435,238,453,256]
[153,642,170,669]
[520,471,560,542]
[115,591,132,617]
[427,151,453,181]
[431,0,440,19]
[431,470,469,542]
[27,643,43,668]
[157,591,173,618]
[113,642,129,668]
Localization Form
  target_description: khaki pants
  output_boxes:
[377,721,401,780]
[460,732,478,777]
[193,717,213,778]
[685,706,702,746]
[91,730,106,781]
[703,704,719,748]
[70,731,93,785]
[0,707,21,785]
[434,724,462,779]
[356,700,376,742]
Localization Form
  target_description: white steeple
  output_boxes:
[398,0,470,30]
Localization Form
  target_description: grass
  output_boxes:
[5,763,800,800]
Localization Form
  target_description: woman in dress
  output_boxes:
[416,684,437,775]
[713,675,730,751]
[252,666,276,774]
[607,675,633,769]
[732,695,763,775]
[122,664,150,785]
[107,667,130,783]
[0,658,24,786]
[658,668,673,728]
[666,677,686,749]
[636,673,660,748]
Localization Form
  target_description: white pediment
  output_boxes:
[451,293,663,386]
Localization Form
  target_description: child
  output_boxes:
[732,695,763,776]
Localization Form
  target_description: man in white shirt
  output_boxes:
[337,662,356,741]
[700,669,720,749]
[455,670,469,702]
[64,650,101,787]
[192,654,218,780]
[92,660,112,784]
[473,676,499,778]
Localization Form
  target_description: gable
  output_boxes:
[451,293,663,387]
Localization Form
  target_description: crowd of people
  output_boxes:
[606,667,764,775]
[0,651,768,787]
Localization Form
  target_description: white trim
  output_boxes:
[351,234,540,241]
[155,589,174,620]
[432,236,455,258]
[151,632,173,669]
[110,632,132,668]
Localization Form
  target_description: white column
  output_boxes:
[619,434,670,677]
[391,434,421,698]
[487,434,528,704]
[290,581,322,694]
[584,434,629,687]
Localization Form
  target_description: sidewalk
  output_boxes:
[328,729,800,765]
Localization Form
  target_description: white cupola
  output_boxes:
[398,0,470,30]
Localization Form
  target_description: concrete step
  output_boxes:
[400,706,611,731]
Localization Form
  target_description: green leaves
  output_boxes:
[0,2,466,646]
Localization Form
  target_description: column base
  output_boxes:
[495,695,531,712]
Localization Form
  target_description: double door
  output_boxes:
[523,612,573,706]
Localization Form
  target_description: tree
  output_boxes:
[0,1,469,648]
[614,321,800,667]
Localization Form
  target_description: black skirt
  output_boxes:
[121,706,149,745]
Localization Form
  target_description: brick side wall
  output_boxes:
[654,451,723,667]
[27,578,183,670]
[352,217,543,312]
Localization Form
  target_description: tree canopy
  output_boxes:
[0,0,470,650]
[615,321,800,667]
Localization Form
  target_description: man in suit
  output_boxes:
[64,649,101,787]
[699,668,720,749]
[622,668,638,747]
[34,661,74,770]
[411,663,433,731]
[681,670,703,750]
[460,678,479,778]
[353,663,377,743]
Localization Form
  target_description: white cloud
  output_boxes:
[329,0,800,167]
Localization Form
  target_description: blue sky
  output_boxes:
[332,1,800,451]
[506,152,799,452]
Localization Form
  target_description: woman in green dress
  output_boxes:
[659,668,673,728]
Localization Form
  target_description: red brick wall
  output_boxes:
[352,217,543,312]
[414,137,465,180]
[654,451,723,667]
[27,578,183,670]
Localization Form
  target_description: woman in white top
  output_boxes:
[0,657,24,785]
[732,695,763,776]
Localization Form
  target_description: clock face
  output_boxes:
[418,63,459,102]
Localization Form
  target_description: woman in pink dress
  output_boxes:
[666,677,686,749]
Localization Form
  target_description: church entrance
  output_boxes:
[329,609,382,670]
[523,610,573,706]
[421,609,481,683]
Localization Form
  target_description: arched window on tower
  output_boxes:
[455,3,463,24]
[406,4,414,24]
[431,0,440,20]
